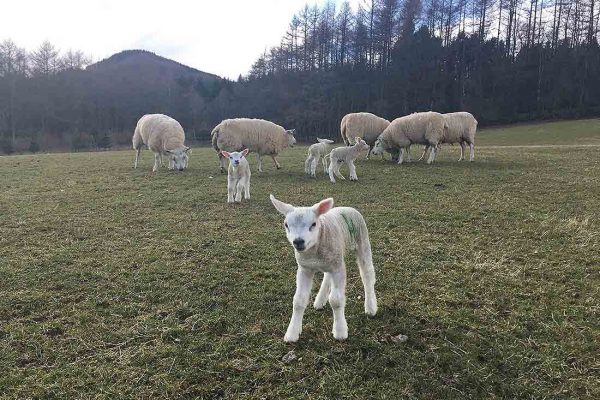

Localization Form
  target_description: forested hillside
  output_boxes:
[1,0,599,153]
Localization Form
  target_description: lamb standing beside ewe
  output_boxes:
[132,114,191,172]
[269,195,377,342]
[417,112,478,162]
[371,111,446,164]
[211,118,296,173]
[340,112,390,159]
[327,137,370,183]
[222,149,251,203]
[305,138,334,177]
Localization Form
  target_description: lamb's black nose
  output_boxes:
[293,239,305,251]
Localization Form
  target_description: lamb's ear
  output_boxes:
[184,146,192,153]
[221,150,231,158]
[355,137,362,144]
[270,194,294,215]
[241,148,249,157]
[313,198,334,216]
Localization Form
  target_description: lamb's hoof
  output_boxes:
[332,326,348,341]
[284,331,300,343]
[313,299,327,310]
[365,300,378,316]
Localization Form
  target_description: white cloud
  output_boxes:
[1,0,360,79]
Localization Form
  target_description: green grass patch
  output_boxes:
[0,120,599,399]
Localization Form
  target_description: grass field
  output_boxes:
[1,119,599,399]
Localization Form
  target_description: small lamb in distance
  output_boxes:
[305,138,334,177]
[327,137,370,183]
[270,194,377,342]
[221,149,251,203]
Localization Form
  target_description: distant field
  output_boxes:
[0,120,598,399]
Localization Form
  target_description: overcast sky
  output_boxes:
[1,0,359,79]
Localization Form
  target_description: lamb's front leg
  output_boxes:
[348,160,358,181]
[271,155,281,169]
[329,269,348,340]
[227,177,235,203]
[243,176,250,199]
[285,267,314,343]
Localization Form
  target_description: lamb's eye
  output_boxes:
[284,222,288,229]
[310,222,316,230]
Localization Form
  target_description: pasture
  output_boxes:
[1,119,599,399]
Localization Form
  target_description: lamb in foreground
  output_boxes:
[222,149,251,203]
[371,111,446,164]
[340,112,390,159]
[270,195,377,342]
[327,137,370,183]
[417,112,478,162]
[211,118,296,173]
[305,138,334,177]
[132,114,191,172]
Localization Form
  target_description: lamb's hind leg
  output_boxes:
[329,269,348,340]
[314,273,331,310]
[285,267,315,343]
[304,156,312,175]
[328,158,337,183]
[311,157,318,177]
[356,237,377,316]
[348,160,358,181]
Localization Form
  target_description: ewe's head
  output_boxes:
[222,149,249,168]
[167,147,191,171]
[270,194,333,252]
[286,129,297,147]
[370,137,387,156]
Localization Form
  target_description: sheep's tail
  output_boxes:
[317,138,334,144]
[211,125,220,153]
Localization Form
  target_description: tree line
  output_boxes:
[1,0,599,153]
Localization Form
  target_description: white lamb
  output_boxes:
[304,138,334,177]
[327,137,370,183]
[371,111,446,164]
[132,114,191,172]
[221,149,251,203]
[417,112,478,162]
[270,195,377,342]
[211,118,296,173]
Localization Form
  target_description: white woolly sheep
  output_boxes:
[371,111,446,164]
[327,137,370,183]
[133,114,191,172]
[340,112,390,159]
[221,149,251,203]
[417,112,478,162]
[211,118,296,173]
[269,195,377,342]
[305,138,334,177]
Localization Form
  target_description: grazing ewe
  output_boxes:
[132,114,191,172]
[371,111,446,164]
[211,118,296,173]
[222,149,251,203]
[340,112,390,159]
[327,137,370,183]
[305,138,334,177]
[417,112,478,162]
[269,195,377,342]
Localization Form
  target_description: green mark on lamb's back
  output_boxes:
[341,213,357,241]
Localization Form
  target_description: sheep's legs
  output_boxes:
[405,147,412,162]
[218,152,226,173]
[152,153,160,172]
[322,156,328,174]
[329,269,348,340]
[418,145,429,162]
[271,155,281,169]
[311,158,318,177]
[304,156,312,175]
[134,148,141,169]
[427,145,437,164]
[348,160,358,181]
[244,177,250,200]
[159,153,164,167]
[256,154,263,173]
[235,180,244,202]
[314,273,331,309]
[328,159,340,183]
[397,148,405,164]
[469,143,475,161]
[458,142,465,161]
[285,267,314,343]
[334,162,345,180]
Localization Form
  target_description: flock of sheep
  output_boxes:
[131,110,478,341]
